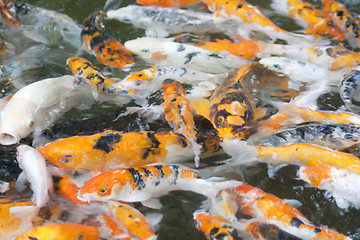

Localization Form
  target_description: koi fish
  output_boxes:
[234,184,350,239]
[252,123,360,150]
[81,11,134,68]
[246,221,302,240]
[340,65,360,113]
[136,0,200,7]
[67,56,120,95]
[98,214,131,240]
[193,211,243,240]
[54,175,88,205]
[106,5,230,38]
[15,223,100,240]
[0,0,20,27]
[298,164,360,209]
[78,164,242,209]
[38,130,210,173]
[203,0,316,44]
[271,0,346,41]
[124,37,247,74]
[161,79,202,167]
[107,201,157,240]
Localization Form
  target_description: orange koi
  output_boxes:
[271,0,346,41]
[0,0,20,27]
[38,130,203,172]
[66,56,119,95]
[136,0,200,7]
[108,201,157,240]
[78,164,242,208]
[15,223,100,240]
[81,11,133,68]
[193,212,243,240]
[246,221,302,240]
[54,175,88,205]
[234,184,350,240]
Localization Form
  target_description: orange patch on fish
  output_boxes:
[151,51,168,62]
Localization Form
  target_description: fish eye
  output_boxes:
[98,186,108,194]
[135,80,142,86]
[140,48,149,53]
[28,120,34,128]
[59,158,70,163]
[217,116,225,125]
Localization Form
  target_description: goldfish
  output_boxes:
[0,0,20,27]
[193,211,243,240]
[298,164,360,209]
[136,0,200,7]
[81,11,134,68]
[234,184,350,239]
[107,201,157,240]
[16,145,53,207]
[38,130,211,173]
[340,65,360,114]
[271,0,346,41]
[161,79,202,167]
[246,221,302,240]
[15,223,100,240]
[124,37,247,74]
[78,164,242,208]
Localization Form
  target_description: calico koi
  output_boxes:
[234,184,350,240]
[161,79,202,166]
[78,164,242,208]
[271,0,346,41]
[123,37,247,74]
[0,0,20,27]
[81,11,134,68]
[193,211,243,240]
[67,56,120,95]
[15,223,100,240]
[107,201,157,240]
[38,130,207,173]
[136,0,200,7]
[298,164,360,209]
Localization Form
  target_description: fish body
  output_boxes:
[340,65,360,113]
[298,164,360,209]
[124,37,247,74]
[15,223,100,240]
[193,212,243,240]
[54,175,88,205]
[98,214,131,240]
[136,0,200,7]
[0,0,20,27]
[38,130,198,172]
[253,123,360,150]
[108,201,157,240]
[106,5,226,37]
[78,164,242,206]
[271,0,346,40]
[81,11,134,68]
[246,221,302,240]
[234,184,350,240]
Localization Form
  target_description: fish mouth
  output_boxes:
[0,132,19,145]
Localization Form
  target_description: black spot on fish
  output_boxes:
[93,132,122,153]
[336,10,344,17]
[209,227,219,236]
[346,19,355,29]
[177,45,185,52]
[154,165,165,178]
[142,132,161,160]
[215,233,228,239]
[29,237,38,240]
[290,217,304,228]
[208,52,223,59]
[128,168,145,190]
[325,47,336,57]
[184,52,199,65]
[314,227,322,233]
[142,167,152,176]
[171,165,179,185]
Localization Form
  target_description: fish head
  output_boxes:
[106,5,139,24]
[297,164,333,187]
[78,169,127,202]
[123,68,158,91]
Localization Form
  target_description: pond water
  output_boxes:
[1,0,360,239]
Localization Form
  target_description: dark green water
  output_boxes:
[1,0,360,239]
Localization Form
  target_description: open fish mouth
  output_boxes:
[0,131,19,145]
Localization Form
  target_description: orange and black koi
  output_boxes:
[81,11,134,68]
[246,221,302,240]
[0,0,20,27]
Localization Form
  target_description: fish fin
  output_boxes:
[145,212,163,227]
[0,180,9,193]
[141,198,163,209]
[189,98,210,120]
[15,171,28,192]
[9,205,39,218]
[283,199,302,209]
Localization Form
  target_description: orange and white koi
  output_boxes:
[271,0,346,41]
[234,184,350,239]
[38,130,214,173]
[124,37,247,74]
[16,145,53,208]
[161,79,202,167]
[203,0,316,44]
[136,0,200,7]
[78,164,242,208]
[298,164,360,209]
[193,211,243,240]
[107,201,157,240]
[81,11,134,68]
[67,56,121,95]
[15,223,100,240]
[0,0,20,27]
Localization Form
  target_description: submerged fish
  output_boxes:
[0,0,20,27]
[298,164,360,209]
[78,164,242,208]
[340,65,360,113]
[124,37,247,74]
[81,11,134,68]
